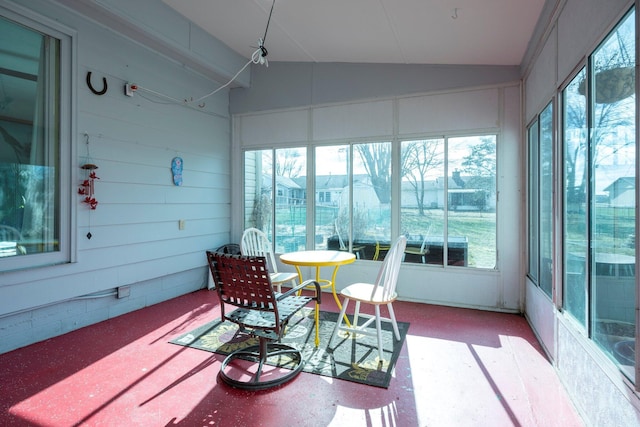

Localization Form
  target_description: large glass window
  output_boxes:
[539,104,554,297]
[401,139,445,264]
[243,148,307,253]
[563,68,588,327]
[589,9,636,380]
[245,137,496,268]
[400,136,496,268]
[0,11,67,270]
[447,136,497,268]
[314,143,393,259]
[315,145,349,252]
[352,142,392,257]
[527,102,554,299]
[244,149,272,236]
[558,8,636,382]
[528,121,540,283]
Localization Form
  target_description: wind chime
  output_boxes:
[78,133,99,238]
[79,163,99,209]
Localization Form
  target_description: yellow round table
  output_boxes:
[280,250,356,345]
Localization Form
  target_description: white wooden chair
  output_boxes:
[404,227,431,263]
[330,235,407,365]
[240,227,298,293]
[334,219,365,259]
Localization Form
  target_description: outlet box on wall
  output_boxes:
[117,286,131,299]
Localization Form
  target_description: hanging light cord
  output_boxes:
[187,0,275,105]
[259,0,276,59]
[131,1,276,108]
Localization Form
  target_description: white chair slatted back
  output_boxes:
[371,236,407,301]
[335,219,347,250]
[240,228,278,273]
[419,235,429,252]
[418,225,432,252]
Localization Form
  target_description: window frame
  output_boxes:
[587,6,637,384]
[527,100,555,299]
[527,118,540,284]
[0,4,75,272]
[560,64,589,330]
[552,5,637,387]
[243,131,499,270]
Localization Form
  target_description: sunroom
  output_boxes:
[0,0,638,425]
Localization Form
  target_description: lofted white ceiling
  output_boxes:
[162,0,546,66]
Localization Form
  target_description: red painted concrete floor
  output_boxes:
[0,289,584,427]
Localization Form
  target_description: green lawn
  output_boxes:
[275,205,497,268]
[401,209,496,268]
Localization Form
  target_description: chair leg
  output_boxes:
[330,298,350,345]
[314,302,320,347]
[353,301,361,327]
[374,305,384,365]
[219,338,304,390]
[254,334,269,381]
[387,302,401,340]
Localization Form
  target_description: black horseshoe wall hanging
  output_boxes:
[86,72,108,95]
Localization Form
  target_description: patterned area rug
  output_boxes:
[170,308,409,388]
